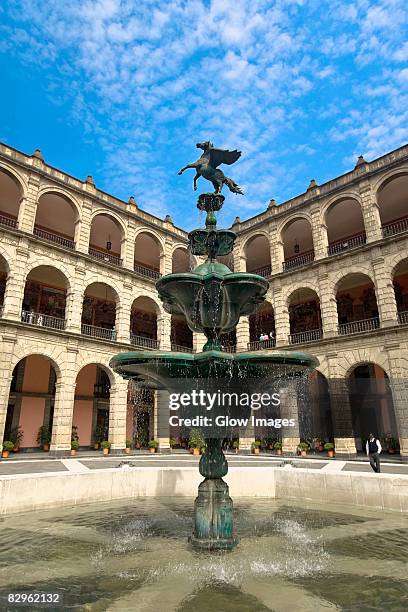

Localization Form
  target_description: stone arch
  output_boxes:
[0,164,26,222]
[24,260,72,292]
[134,230,164,275]
[172,246,191,273]
[242,232,271,274]
[372,166,408,194]
[74,354,117,390]
[285,282,320,305]
[375,170,408,228]
[37,185,82,221]
[323,195,366,252]
[134,227,165,253]
[320,191,362,222]
[82,277,121,304]
[90,208,127,237]
[331,267,375,294]
[279,214,314,266]
[9,348,63,380]
[277,212,313,238]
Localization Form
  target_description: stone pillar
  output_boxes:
[270,226,284,272]
[155,390,170,452]
[318,270,338,337]
[233,244,246,273]
[123,220,136,270]
[327,355,357,455]
[372,253,398,327]
[311,208,328,260]
[280,384,300,453]
[385,342,408,456]
[18,173,40,232]
[360,183,382,242]
[65,265,85,333]
[76,200,92,254]
[115,283,132,343]
[2,243,29,321]
[50,346,80,456]
[274,287,290,346]
[108,377,128,453]
[193,332,206,352]
[238,415,255,454]
[0,332,17,443]
[236,316,250,352]
[158,313,171,350]
[161,238,173,275]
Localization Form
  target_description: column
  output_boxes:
[385,343,408,456]
[193,331,206,352]
[158,312,171,350]
[273,287,290,346]
[76,200,92,254]
[0,332,17,444]
[359,183,382,242]
[238,415,255,454]
[18,173,40,232]
[327,353,357,455]
[311,208,328,260]
[318,270,338,337]
[65,266,85,333]
[161,238,173,275]
[2,243,29,321]
[154,390,170,452]
[270,225,284,272]
[108,377,128,453]
[280,383,300,453]
[235,316,250,352]
[372,254,398,327]
[50,346,80,455]
[115,283,132,343]
[124,220,136,271]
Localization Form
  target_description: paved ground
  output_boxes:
[0,460,68,476]
[342,462,408,474]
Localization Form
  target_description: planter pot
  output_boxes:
[301,450,307,457]
[318,445,324,452]
[235,448,239,454]
[275,449,282,455]
[253,448,260,455]
[94,443,100,450]
[388,449,395,454]
[70,449,77,457]
[125,447,131,454]
[192,448,200,456]
[149,447,156,453]
[327,450,335,458]
[1,450,10,459]
[103,448,109,456]
[43,444,50,452]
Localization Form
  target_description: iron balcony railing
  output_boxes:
[247,339,276,351]
[398,311,408,324]
[134,262,161,280]
[171,343,194,353]
[21,310,66,330]
[130,335,159,349]
[0,214,17,229]
[289,329,322,344]
[338,317,380,335]
[81,323,117,341]
[328,233,366,255]
[283,251,314,271]
[221,345,236,353]
[34,226,75,250]
[88,247,123,267]
[249,265,272,278]
[382,217,408,238]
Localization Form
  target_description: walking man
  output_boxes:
[366,433,382,473]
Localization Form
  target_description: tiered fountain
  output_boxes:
[110,142,317,550]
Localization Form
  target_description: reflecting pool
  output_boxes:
[0,498,407,611]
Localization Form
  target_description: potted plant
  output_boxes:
[387,437,399,454]
[316,438,325,452]
[2,441,14,459]
[324,442,335,458]
[101,440,111,456]
[36,425,51,451]
[298,442,310,457]
[148,439,159,453]
[189,429,204,456]
[274,441,283,455]
[232,440,239,454]
[70,440,79,456]
[10,426,23,452]
[93,425,104,450]
[252,440,261,455]
[169,437,177,453]
[125,439,132,454]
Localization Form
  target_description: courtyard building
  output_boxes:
[1,142,408,456]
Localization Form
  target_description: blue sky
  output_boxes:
[0,0,407,228]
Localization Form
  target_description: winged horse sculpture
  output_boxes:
[178,141,243,194]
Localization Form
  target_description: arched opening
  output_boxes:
[393,258,408,324]
[219,330,237,353]
[89,214,123,267]
[378,174,408,237]
[349,363,399,453]
[0,255,8,313]
[21,266,68,330]
[308,371,334,444]
[3,355,57,451]
[134,232,161,279]
[217,254,234,270]
[288,288,322,344]
[326,198,366,255]
[282,218,314,271]
[171,314,193,352]
[34,192,77,249]
[0,169,21,228]
[127,385,155,449]
[248,302,275,350]
[130,296,159,349]
[244,234,271,277]
[81,283,117,341]
[172,247,191,273]
[73,364,111,449]
[336,273,379,335]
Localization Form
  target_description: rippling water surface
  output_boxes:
[0,498,407,611]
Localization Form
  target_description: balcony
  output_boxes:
[81,323,116,341]
[283,251,314,271]
[21,310,66,330]
[88,247,123,267]
[328,233,366,256]
[221,345,236,353]
[382,217,408,238]
[131,334,159,349]
[289,329,322,344]
[338,317,380,336]
[33,226,75,250]
[398,311,408,324]
[250,265,272,278]
[0,214,17,229]
[247,339,276,351]
[134,262,161,280]
[171,343,194,353]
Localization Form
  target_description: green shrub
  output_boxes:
[170,437,177,448]
[2,441,14,452]
[71,425,79,442]
[148,439,159,449]
[232,440,239,449]
[324,442,334,451]
[251,439,261,449]
[93,425,104,443]
[126,439,132,448]
[101,440,111,450]
[298,442,310,451]
[189,428,204,449]
[10,426,23,446]
[71,440,80,450]
[274,441,282,450]
[36,425,51,446]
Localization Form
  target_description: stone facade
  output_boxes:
[1,142,408,456]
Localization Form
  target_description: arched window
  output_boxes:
[326,198,366,255]
[130,296,159,349]
[282,218,314,271]
[288,288,322,344]
[22,266,69,330]
[244,235,271,277]
[134,232,161,279]
[82,283,118,341]
[34,192,77,249]
[336,273,379,334]
[89,214,124,266]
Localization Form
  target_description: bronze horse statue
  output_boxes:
[178,141,243,194]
